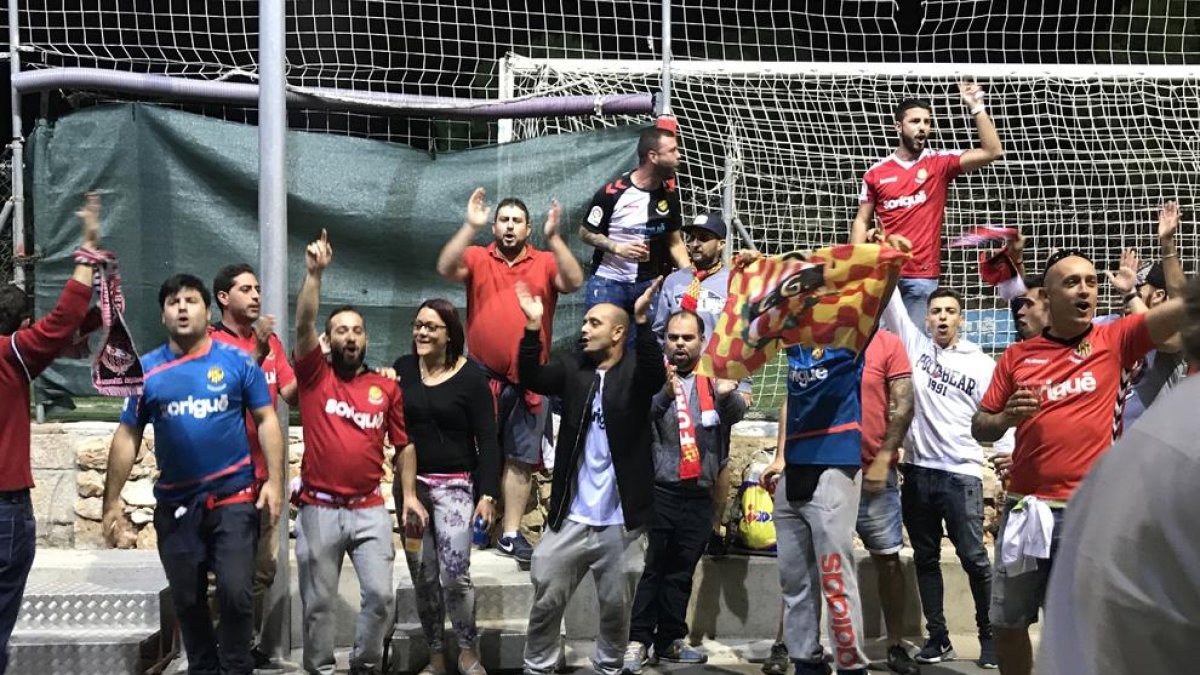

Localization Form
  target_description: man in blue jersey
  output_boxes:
[102,274,284,675]
[761,344,873,675]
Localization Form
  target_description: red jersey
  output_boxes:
[860,330,912,468]
[463,243,559,383]
[980,315,1153,501]
[860,148,964,279]
[0,280,92,490]
[294,345,408,506]
[208,323,296,481]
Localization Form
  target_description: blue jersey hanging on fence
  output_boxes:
[121,340,271,503]
[783,344,864,467]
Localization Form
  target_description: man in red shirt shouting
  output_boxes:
[0,193,100,673]
[208,263,298,667]
[293,230,413,675]
[972,249,1187,675]
[852,82,1004,327]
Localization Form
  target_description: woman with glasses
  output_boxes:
[393,298,501,675]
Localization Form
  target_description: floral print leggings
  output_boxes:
[406,475,478,650]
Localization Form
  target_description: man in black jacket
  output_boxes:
[516,279,665,675]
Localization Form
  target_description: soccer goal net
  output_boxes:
[505,58,1200,410]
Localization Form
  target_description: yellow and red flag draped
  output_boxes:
[697,244,908,380]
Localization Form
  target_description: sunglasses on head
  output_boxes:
[1042,248,1093,276]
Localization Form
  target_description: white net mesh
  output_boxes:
[509,61,1200,411]
[9,1,1200,411]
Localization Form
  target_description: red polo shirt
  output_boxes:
[463,243,560,383]
[208,323,296,481]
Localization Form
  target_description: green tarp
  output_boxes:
[30,103,640,400]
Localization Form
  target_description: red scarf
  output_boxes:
[673,373,718,480]
[680,263,722,312]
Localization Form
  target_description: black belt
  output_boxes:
[0,489,31,504]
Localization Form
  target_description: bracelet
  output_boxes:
[1161,252,1179,259]
[969,104,986,115]
[1122,292,1138,304]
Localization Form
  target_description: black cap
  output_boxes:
[1138,261,1166,290]
[684,211,728,239]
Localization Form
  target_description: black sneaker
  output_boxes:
[914,635,955,664]
[761,642,790,675]
[978,635,998,669]
[496,533,534,564]
[251,646,283,673]
[886,644,921,675]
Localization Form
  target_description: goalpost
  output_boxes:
[504,56,1200,410]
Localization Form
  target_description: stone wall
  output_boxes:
[32,421,1003,550]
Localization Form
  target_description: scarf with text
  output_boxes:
[74,247,143,396]
[674,372,718,480]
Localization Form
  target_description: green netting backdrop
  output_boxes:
[29,103,640,402]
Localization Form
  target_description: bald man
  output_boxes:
[972,250,1186,675]
[516,280,666,675]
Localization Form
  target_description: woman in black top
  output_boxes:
[394,299,500,675]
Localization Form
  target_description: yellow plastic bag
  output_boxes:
[737,483,777,551]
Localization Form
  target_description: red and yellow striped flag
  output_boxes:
[697,244,908,380]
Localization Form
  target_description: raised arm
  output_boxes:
[633,278,668,393]
[295,229,333,357]
[957,82,1004,173]
[11,192,102,375]
[543,199,584,293]
[1108,248,1148,315]
[436,187,489,283]
[667,230,691,270]
[1158,201,1187,300]
[515,281,566,395]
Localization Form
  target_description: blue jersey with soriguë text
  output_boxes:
[120,340,271,503]
[784,344,865,467]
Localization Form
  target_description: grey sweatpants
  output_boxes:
[774,468,870,671]
[523,520,646,675]
[296,504,395,675]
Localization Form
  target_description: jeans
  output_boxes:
[855,467,903,555]
[628,486,712,651]
[0,494,36,675]
[585,276,654,345]
[899,464,993,639]
[897,278,939,334]
[156,500,259,675]
[990,499,1066,629]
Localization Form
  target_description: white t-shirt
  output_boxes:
[568,370,625,526]
[882,293,1014,477]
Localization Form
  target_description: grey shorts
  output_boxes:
[989,499,1066,629]
[496,383,550,466]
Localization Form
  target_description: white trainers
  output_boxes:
[623,641,648,675]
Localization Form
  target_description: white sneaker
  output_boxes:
[623,641,648,675]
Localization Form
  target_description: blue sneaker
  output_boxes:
[978,635,998,669]
[496,532,533,564]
